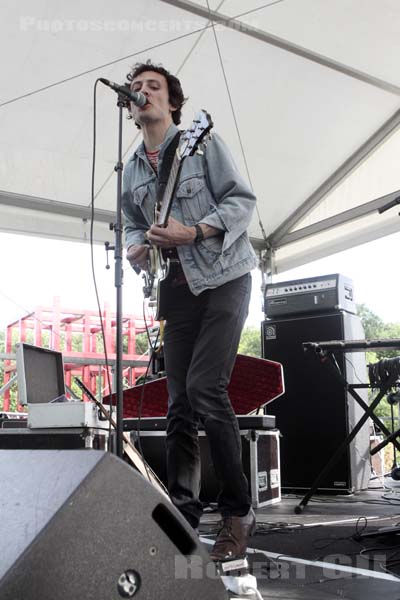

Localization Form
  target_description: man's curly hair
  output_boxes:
[125,60,187,128]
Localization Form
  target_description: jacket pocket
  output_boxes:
[133,183,153,225]
[197,235,224,258]
[176,175,210,224]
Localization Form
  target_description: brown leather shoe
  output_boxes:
[209,507,256,562]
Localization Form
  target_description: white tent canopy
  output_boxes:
[1,0,400,275]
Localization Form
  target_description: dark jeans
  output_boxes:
[163,272,252,528]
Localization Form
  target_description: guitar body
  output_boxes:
[155,277,171,321]
[146,246,171,321]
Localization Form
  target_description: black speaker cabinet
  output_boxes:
[0,450,225,599]
[262,311,371,492]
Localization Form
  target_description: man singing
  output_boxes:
[122,60,257,562]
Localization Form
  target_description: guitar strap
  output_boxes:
[155,130,181,209]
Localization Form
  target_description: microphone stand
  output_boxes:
[110,90,126,459]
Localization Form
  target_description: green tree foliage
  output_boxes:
[238,326,261,358]
[357,304,400,366]
[356,304,400,438]
[357,303,385,338]
[357,303,400,359]
[135,332,150,356]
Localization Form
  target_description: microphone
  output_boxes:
[99,78,147,107]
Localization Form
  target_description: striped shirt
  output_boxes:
[146,149,159,173]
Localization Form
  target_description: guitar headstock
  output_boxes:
[179,110,213,159]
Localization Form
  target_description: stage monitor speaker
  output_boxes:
[0,450,225,600]
[262,311,371,492]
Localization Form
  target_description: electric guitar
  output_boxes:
[143,109,213,320]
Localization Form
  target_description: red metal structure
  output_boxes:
[1,297,152,411]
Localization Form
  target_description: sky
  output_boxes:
[274,231,400,325]
[0,229,399,333]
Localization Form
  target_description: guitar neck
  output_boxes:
[157,152,182,226]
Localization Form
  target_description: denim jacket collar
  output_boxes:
[130,123,180,164]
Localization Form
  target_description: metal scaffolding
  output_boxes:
[0,297,152,411]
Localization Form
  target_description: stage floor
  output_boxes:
[199,484,400,599]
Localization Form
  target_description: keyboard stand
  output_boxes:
[294,341,400,514]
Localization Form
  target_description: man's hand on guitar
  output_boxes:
[146,216,196,248]
[126,244,149,270]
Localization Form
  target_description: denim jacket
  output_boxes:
[122,123,258,295]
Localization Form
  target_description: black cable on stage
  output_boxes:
[131,299,162,485]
